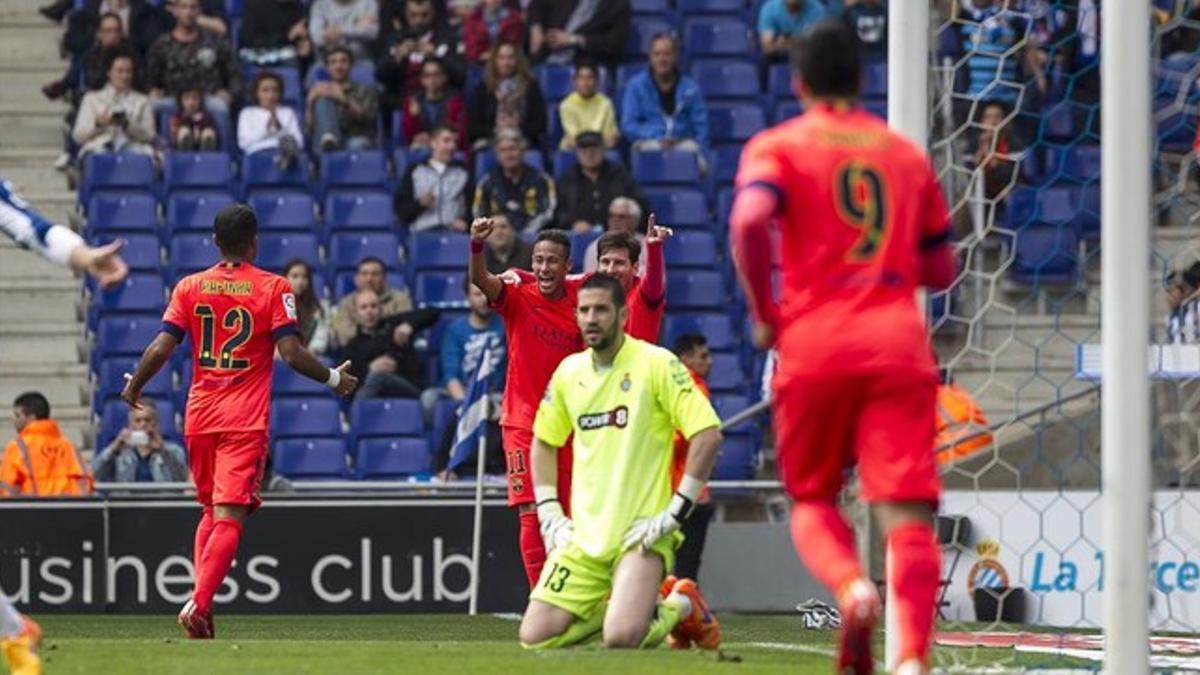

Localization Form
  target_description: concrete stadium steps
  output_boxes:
[0,22,64,67]
[0,103,69,148]
[0,66,68,107]
[0,361,89,412]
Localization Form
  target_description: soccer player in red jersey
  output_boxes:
[468,217,583,588]
[120,205,358,639]
[731,21,956,675]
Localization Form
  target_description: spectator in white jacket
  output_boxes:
[72,52,156,163]
[238,71,305,171]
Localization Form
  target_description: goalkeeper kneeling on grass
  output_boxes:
[518,274,724,650]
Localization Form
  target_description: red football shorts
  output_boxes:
[773,373,940,505]
[501,425,572,509]
[186,431,269,512]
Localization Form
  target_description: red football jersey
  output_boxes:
[162,262,298,435]
[492,282,583,429]
[735,103,950,379]
[564,274,664,343]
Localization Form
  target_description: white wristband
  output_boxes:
[534,485,558,505]
[677,474,705,503]
[325,368,341,390]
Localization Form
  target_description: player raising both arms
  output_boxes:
[731,21,956,675]
[121,205,358,638]
[468,218,583,588]
[519,275,722,651]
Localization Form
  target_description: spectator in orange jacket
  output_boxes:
[671,333,715,581]
[935,374,993,465]
[1,392,92,497]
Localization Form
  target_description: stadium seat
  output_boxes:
[1041,103,1077,141]
[242,65,303,107]
[163,152,234,196]
[93,233,159,271]
[708,105,766,145]
[80,153,155,204]
[273,438,349,480]
[98,399,177,449]
[663,312,737,351]
[632,150,701,185]
[273,359,333,397]
[166,191,235,233]
[627,18,673,57]
[666,271,726,309]
[999,186,1038,231]
[1035,187,1079,227]
[712,145,742,188]
[862,60,888,98]
[1078,184,1101,241]
[706,352,745,392]
[677,0,745,14]
[1011,226,1079,286]
[250,191,317,230]
[683,18,752,59]
[690,61,759,100]
[768,63,792,100]
[1157,96,1195,153]
[713,435,757,479]
[410,232,469,271]
[616,62,644,93]
[98,357,170,402]
[664,230,719,268]
[241,149,309,194]
[319,150,389,196]
[324,191,396,230]
[95,316,161,359]
[350,398,424,438]
[257,233,320,272]
[631,0,670,14]
[643,189,708,228]
[93,273,165,316]
[1064,144,1102,184]
[270,398,342,437]
[570,230,601,272]
[711,393,753,433]
[169,233,220,277]
[329,232,401,272]
[86,192,157,234]
[473,149,546,181]
[539,64,575,101]
[552,149,623,178]
[414,271,468,306]
[774,100,802,124]
[356,437,431,478]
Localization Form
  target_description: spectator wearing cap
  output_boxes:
[394,124,472,232]
[467,40,547,150]
[526,0,631,69]
[558,59,619,150]
[308,46,379,152]
[582,196,646,275]
[472,129,556,234]
[463,0,525,65]
[619,33,710,163]
[555,131,641,233]
[309,0,380,61]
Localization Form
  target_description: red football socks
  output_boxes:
[518,509,547,589]
[193,508,215,574]
[790,501,865,595]
[192,518,244,615]
[887,522,940,665]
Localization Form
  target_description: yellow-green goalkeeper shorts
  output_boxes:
[529,535,680,620]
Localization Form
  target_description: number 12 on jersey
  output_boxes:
[835,160,890,262]
[195,305,253,370]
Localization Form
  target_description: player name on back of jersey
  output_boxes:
[200,279,254,296]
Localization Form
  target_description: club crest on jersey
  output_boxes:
[577,405,629,431]
[620,373,631,392]
[282,293,297,320]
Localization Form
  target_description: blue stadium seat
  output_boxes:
[319,150,389,196]
[644,188,708,228]
[1041,103,1076,141]
[706,352,745,393]
[257,233,319,272]
[632,150,701,185]
[677,0,746,14]
[1064,144,1102,184]
[273,438,349,480]
[350,398,424,438]
[539,64,575,101]
[712,393,755,431]
[999,186,1038,230]
[1035,187,1080,227]
[81,153,155,204]
[663,312,736,351]
[1078,184,1101,241]
[241,149,308,194]
[774,100,802,124]
[163,152,233,196]
[95,316,161,358]
[570,230,601,272]
[631,0,670,14]
[708,105,766,144]
[169,233,219,276]
[664,230,719,267]
[474,149,546,181]
[98,357,170,402]
[683,18,752,59]
[94,273,165,316]
[410,232,469,271]
[553,149,623,178]
[242,65,303,107]
[273,359,333,397]
[713,435,757,479]
[1011,226,1079,286]
[690,60,759,100]
[270,398,342,437]
[768,63,792,99]
[93,234,159,271]
[249,191,317,230]
[98,399,177,448]
[616,62,644,92]
[712,145,742,188]
[166,191,235,233]
[356,437,431,478]
[627,18,673,57]
[1157,96,1195,153]
[329,232,401,272]
[86,192,157,234]
[862,60,888,98]
[666,271,725,309]
[324,191,396,230]
[414,271,468,306]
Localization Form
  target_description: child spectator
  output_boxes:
[394,125,472,231]
[463,0,524,65]
[283,259,332,354]
[169,87,219,150]
[467,41,547,150]
[400,58,467,151]
[238,71,305,170]
[558,59,619,150]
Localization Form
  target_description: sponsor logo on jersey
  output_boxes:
[282,293,297,320]
[577,405,629,431]
[620,373,631,392]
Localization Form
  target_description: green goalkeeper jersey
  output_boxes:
[533,336,720,560]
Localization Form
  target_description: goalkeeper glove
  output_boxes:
[535,487,574,554]
[622,475,704,551]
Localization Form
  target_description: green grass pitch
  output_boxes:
[11,614,1094,674]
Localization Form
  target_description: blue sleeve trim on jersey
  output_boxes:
[272,324,299,342]
[920,229,952,250]
[162,321,185,340]
[738,181,785,213]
